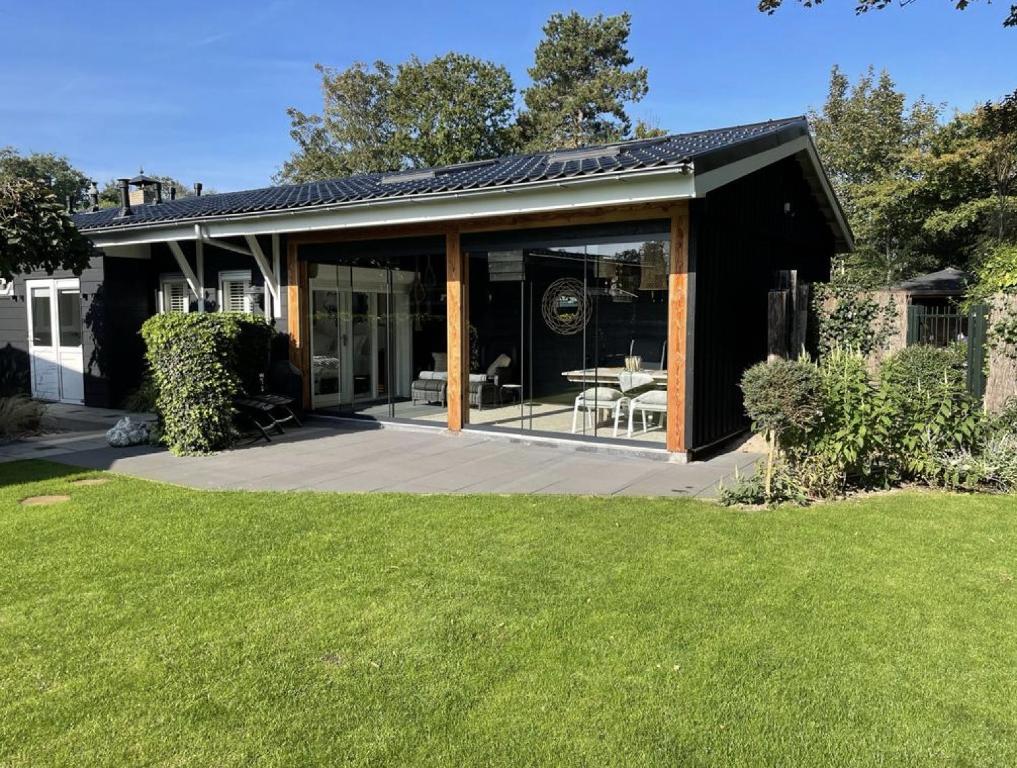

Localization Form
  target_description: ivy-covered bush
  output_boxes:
[811,269,897,358]
[141,312,274,455]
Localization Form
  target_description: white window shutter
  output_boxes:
[163,281,189,313]
[218,271,253,313]
[222,278,251,312]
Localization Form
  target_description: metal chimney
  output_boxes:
[194,182,203,197]
[87,181,99,212]
[169,185,177,201]
[155,180,163,204]
[117,178,132,217]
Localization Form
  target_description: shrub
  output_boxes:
[740,359,823,447]
[0,395,43,439]
[121,375,158,413]
[935,434,1017,493]
[719,461,809,508]
[141,312,273,455]
[807,349,893,491]
[880,344,965,395]
[879,345,984,481]
[740,359,823,500]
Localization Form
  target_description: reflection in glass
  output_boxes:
[31,287,53,346]
[467,228,670,445]
[57,289,82,347]
[304,249,448,425]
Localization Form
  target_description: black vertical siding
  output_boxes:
[690,156,835,453]
[100,257,154,405]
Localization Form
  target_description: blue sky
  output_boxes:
[1,0,1013,192]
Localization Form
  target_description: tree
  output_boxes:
[758,0,1017,28]
[0,148,91,209]
[277,61,400,183]
[389,54,517,168]
[633,119,669,140]
[519,11,649,151]
[0,177,94,280]
[809,66,941,285]
[277,54,517,183]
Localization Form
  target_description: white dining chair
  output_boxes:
[628,388,668,437]
[613,371,655,437]
[572,386,625,434]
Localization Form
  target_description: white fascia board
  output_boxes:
[100,243,151,259]
[85,168,694,248]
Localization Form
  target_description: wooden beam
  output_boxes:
[286,201,682,247]
[666,202,690,455]
[445,228,467,431]
[287,240,311,408]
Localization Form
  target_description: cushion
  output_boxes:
[468,373,488,383]
[633,389,668,406]
[418,371,448,381]
[485,353,512,376]
[413,379,446,393]
[577,387,623,402]
[432,352,448,372]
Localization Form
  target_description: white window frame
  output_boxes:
[218,270,254,313]
[158,273,191,314]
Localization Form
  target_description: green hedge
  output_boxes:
[141,312,274,455]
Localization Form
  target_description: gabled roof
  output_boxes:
[72,115,851,249]
[895,267,970,296]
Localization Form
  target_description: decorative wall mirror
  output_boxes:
[542,278,589,336]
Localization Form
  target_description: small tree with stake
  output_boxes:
[740,359,823,500]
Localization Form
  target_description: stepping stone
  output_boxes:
[69,478,109,487]
[20,495,71,506]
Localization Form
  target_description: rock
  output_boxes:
[106,416,151,447]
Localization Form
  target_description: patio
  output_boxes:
[0,404,760,497]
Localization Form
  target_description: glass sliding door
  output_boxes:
[302,241,447,426]
[465,221,671,445]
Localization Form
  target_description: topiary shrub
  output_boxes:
[740,359,823,499]
[141,312,273,455]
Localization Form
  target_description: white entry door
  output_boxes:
[27,278,85,404]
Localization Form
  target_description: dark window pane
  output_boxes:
[31,288,52,346]
[58,289,82,347]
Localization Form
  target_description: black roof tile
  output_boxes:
[73,116,808,232]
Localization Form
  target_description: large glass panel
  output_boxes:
[302,242,447,426]
[30,287,53,346]
[310,288,341,406]
[466,222,670,445]
[350,292,372,400]
[57,289,82,347]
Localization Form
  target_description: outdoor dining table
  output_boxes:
[560,367,667,387]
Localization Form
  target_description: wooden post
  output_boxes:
[767,289,789,361]
[287,241,310,408]
[667,203,689,455]
[446,228,468,431]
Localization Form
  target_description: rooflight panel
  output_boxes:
[547,146,621,164]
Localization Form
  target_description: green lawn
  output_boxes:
[2,460,1016,767]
